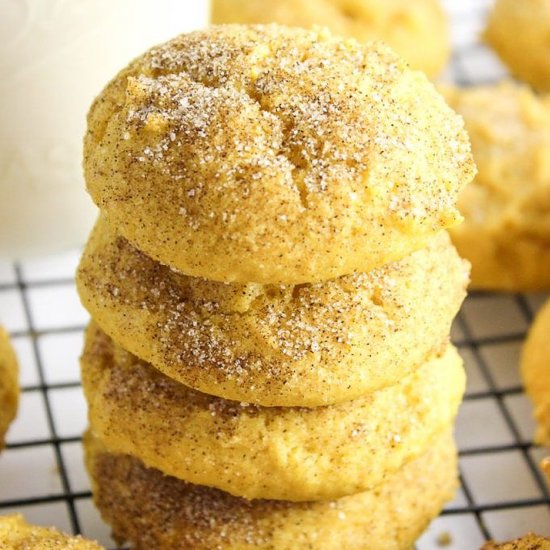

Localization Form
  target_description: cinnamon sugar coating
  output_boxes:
[0,515,103,549]
[84,428,457,550]
[0,326,18,450]
[482,534,550,549]
[77,217,468,407]
[81,324,464,501]
[84,24,474,284]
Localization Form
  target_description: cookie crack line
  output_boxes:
[132,59,339,212]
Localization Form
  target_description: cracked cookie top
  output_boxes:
[85,24,475,284]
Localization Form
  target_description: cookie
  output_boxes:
[443,82,550,291]
[485,0,550,92]
[482,534,550,549]
[84,428,457,550]
[84,25,474,284]
[0,326,18,450]
[521,298,550,444]
[82,323,464,501]
[211,0,449,78]
[77,217,468,407]
[0,515,103,549]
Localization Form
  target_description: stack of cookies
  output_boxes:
[76,25,475,549]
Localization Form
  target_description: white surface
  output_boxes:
[39,332,84,385]
[0,1,549,549]
[26,285,88,331]
[0,290,27,333]
[456,400,515,450]
[0,0,209,260]
[461,297,529,340]
[0,446,63,500]
[481,342,523,390]
[418,515,486,550]
[484,507,550,540]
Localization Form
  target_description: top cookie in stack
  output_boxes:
[84,24,474,285]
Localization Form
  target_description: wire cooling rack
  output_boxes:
[0,1,549,548]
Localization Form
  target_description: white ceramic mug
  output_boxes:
[0,0,209,259]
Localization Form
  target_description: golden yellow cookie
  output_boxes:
[82,323,464,501]
[542,457,550,485]
[84,428,457,550]
[521,298,550,444]
[0,326,18,450]
[485,0,550,92]
[84,24,474,284]
[77,217,468,407]
[0,514,103,549]
[211,0,449,78]
[443,82,550,291]
[482,534,550,549]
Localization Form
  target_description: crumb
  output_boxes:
[437,531,452,546]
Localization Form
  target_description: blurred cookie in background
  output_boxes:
[442,82,550,291]
[0,325,18,450]
[485,0,550,92]
[211,0,449,77]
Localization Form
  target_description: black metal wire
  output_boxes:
[1,278,548,544]
[445,41,550,535]
[8,267,82,534]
